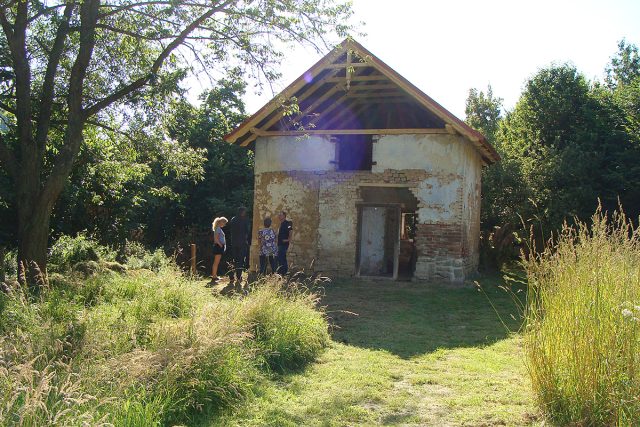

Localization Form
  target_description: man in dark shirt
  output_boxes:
[276,211,293,275]
[229,206,250,281]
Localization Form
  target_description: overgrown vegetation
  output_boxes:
[0,236,329,426]
[467,40,640,249]
[524,208,640,425]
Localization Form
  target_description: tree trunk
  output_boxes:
[16,196,52,288]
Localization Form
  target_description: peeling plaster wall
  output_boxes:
[250,133,483,282]
[254,135,335,174]
[372,133,481,280]
[373,134,469,175]
[250,172,320,273]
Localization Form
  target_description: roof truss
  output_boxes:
[225,39,500,164]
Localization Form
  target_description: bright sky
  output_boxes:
[191,0,640,119]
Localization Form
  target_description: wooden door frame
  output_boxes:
[355,202,402,280]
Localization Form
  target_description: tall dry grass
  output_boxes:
[524,207,640,425]
[0,255,329,426]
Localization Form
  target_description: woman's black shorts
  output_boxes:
[213,244,226,255]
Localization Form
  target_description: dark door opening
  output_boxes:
[357,205,400,278]
[356,186,419,280]
[399,213,418,279]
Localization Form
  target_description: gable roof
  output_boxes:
[224,38,500,164]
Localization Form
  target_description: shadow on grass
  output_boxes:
[321,271,526,358]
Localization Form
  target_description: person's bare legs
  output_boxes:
[212,254,221,279]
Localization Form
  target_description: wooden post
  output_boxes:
[190,244,196,276]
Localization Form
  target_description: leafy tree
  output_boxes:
[606,39,640,89]
[0,0,354,284]
[465,85,502,143]
[465,85,525,229]
[493,64,639,231]
[146,73,253,246]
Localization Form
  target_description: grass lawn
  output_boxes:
[209,274,540,426]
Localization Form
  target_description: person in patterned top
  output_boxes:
[258,217,277,275]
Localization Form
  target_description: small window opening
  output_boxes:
[336,135,373,171]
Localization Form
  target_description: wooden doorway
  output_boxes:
[356,204,401,279]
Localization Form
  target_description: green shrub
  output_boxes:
[2,249,17,278]
[123,241,171,272]
[49,234,116,273]
[241,277,330,371]
[524,207,640,425]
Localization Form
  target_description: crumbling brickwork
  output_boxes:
[249,166,478,282]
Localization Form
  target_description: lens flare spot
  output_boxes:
[303,72,313,83]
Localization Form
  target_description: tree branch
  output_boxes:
[86,119,136,143]
[84,0,237,117]
[35,2,74,159]
[28,3,69,22]
[10,0,34,177]
[40,0,99,208]
[97,1,172,19]
[0,99,15,114]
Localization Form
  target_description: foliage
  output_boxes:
[121,241,172,272]
[44,74,254,254]
[465,85,503,143]
[467,41,640,246]
[524,207,640,425]
[48,233,116,272]
[606,39,640,89]
[479,224,522,271]
[0,252,329,426]
[464,85,524,230]
[0,0,356,281]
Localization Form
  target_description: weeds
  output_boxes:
[0,239,329,426]
[524,206,640,425]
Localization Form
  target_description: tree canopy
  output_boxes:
[0,0,355,283]
[468,41,640,236]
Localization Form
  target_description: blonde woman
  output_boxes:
[211,216,228,281]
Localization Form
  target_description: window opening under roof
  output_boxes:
[336,135,373,171]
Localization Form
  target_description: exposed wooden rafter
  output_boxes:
[326,75,386,83]
[250,128,450,137]
[325,62,371,69]
[345,92,406,99]
[321,100,368,129]
[348,83,400,91]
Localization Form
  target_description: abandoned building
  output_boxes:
[224,39,500,282]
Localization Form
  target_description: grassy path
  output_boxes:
[211,276,540,426]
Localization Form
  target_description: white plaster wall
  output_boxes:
[414,176,462,223]
[254,136,335,174]
[372,134,470,174]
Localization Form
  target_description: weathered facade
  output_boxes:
[225,39,499,282]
